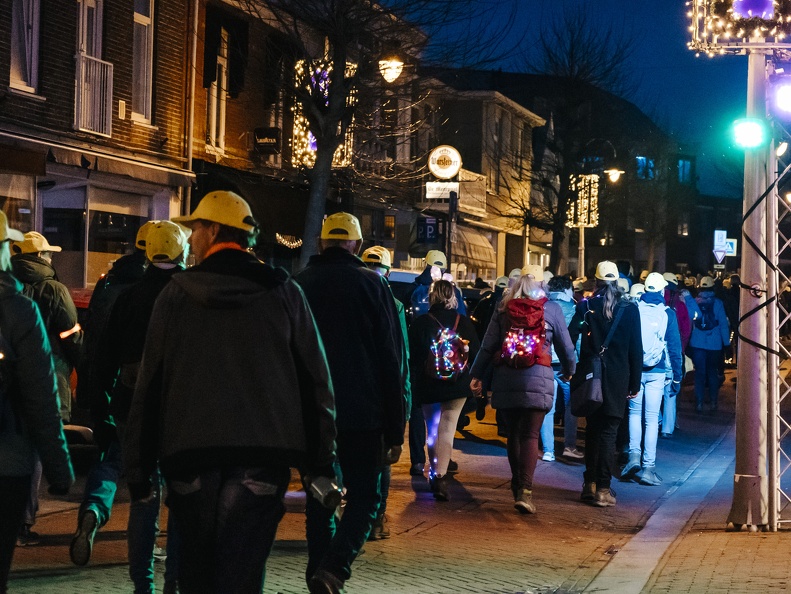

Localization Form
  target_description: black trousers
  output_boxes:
[0,475,31,593]
[584,412,622,490]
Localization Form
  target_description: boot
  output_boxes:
[514,488,536,514]
[620,452,641,481]
[580,481,596,502]
[639,466,663,486]
[429,474,449,501]
[593,487,617,507]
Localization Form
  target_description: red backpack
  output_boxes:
[499,298,552,368]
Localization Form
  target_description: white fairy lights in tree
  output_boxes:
[566,174,599,228]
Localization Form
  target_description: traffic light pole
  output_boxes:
[727,49,769,531]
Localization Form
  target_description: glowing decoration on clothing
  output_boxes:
[427,327,469,381]
[502,328,541,363]
[292,60,357,168]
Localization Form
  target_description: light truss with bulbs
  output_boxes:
[688,0,791,55]
[566,174,599,229]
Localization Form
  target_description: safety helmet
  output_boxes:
[13,231,62,255]
[495,276,509,288]
[662,272,678,285]
[173,191,258,232]
[522,264,544,279]
[684,276,696,287]
[145,221,188,263]
[639,269,649,282]
[616,277,630,293]
[595,260,619,281]
[508,268,523,280]
[0,210,23,243]
[425,249,447,268]
[629,283,646,298]
[136,220,160,249]
[361,246,392,269]
[699,276,715,289]
[644,272,668,293]
[320,212,362,241]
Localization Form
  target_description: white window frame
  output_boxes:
[10,0,41,93]
[206,28,229,154]
[131,0,155,123]
[77,0,103,58]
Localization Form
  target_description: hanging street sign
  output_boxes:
[425,181,459,200]
[428,145,462,179]
[713,249,726,263]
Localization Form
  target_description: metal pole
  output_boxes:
[577,226,585,279]
[727,49,769,531]
[447,190,457,276]
[767,137,779,532]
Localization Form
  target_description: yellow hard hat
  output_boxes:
[361,246,392,269]
[145,221,188,263]
[0,210,24,243]
[425,250,447,268]
[595,260,619,281]
[173,191,258,232]
[321,212,362,241]
[136,220,160,249]
[14,231,61,254]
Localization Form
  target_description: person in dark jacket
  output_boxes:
[409,280,480,502]
[11,231,81,545]
[470,274,575,514]
[70,222,187,593]
[689,276,731,413]
[296,212,404,594]
[569,261,643,508]
[125,192,337,594]
[660,272,691,439]
[0,211,74,590]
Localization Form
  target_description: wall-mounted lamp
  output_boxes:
[379,54,404,83]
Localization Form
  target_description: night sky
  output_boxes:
[480,1,749,198]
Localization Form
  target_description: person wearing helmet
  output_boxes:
[689,276,731,413]
[69,222,188,591]
[627,283,645,302]
[295,212,404,594]
[568,261,643,508]
[124,192,336,594]
[621,273,682,487]
[11,231,82,545]
[360,246,411,541]
[0,212,74,590]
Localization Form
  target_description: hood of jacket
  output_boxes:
[307,246,367,270]
[172,249,287,309]
[0,270,24,300]
[107,250,147,283]
[549,290,573,303]
[505,297,548,327]
[414,265,435,286]
[11,254,56,285]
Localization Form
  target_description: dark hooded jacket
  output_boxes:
[0,271,73,489]
[470,297,576,411]
[124,249,337,483]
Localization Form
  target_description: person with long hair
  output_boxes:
[409,280,479,501]
[469,269,576,514]
[569,261,643,507]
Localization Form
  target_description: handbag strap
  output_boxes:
[600,304,625,355]
[428,312,460,332]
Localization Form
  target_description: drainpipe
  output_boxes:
[184,0,199,215]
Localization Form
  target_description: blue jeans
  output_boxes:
[82,438,123,527]
[539,383,557,455]
[306,430,383,582]
[691,347,724,408]
[167,465,289,594]
[628,372,665,468]
[662,379,677,435]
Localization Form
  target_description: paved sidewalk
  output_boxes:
[9,369,791,593]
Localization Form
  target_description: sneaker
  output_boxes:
[153,545,167,562]
[70,510,99,566]
[639,467,663,486]
[541,451,555,462]
[16,525,40,547]
[446,459,459,474]
[308,568,346,594]
[514,488,536,514]
[660,432,672,439]
[580,481,596,502]
[563,447,584,460]
[620,452,641,481]
[409,463,425,476]
[593,487,617,507]
[377,513,390,539]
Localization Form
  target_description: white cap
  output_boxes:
[595,260,619,281]
[629,283,646,298]
[644,272,668,292]
[699,276,715,289]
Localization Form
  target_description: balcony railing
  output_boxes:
[74,53,113,137]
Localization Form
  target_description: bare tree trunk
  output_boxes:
[548,223,566,274]
[298,145,335,271]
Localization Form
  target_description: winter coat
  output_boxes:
[409,305,480,405]
[569,293,643,419]
[0,271,73,488]
[638,292,683,383]
[125,249,337,483]
[296,247,405,446]
[548,290,577,365]
[664,287,692,351]
[11,254,82,368]
[471,286,504,340]
[406,266,467,322]
[470,298,576,411]
[689,291,731,351]
[394,297,413,418]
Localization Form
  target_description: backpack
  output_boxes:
[411,284,431,320]
[695,298,719,331]
[424,313,470,382]
[637,301,669,367]
[500,298,551,369]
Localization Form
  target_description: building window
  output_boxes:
[677,212,689,236]
[636,156,655,180]
[599,230,614,246]
[132,0,154,122]
[206,28,229,153]
[678,158,692,184]
[10,0,40,93]
[384,215,395,240]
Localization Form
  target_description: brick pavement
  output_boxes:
[11,369,790,593]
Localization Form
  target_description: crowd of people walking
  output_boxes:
[0,192,738,594]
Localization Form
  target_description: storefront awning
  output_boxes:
[452,225,496,270]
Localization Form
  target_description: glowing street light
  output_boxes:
[379,54,404,83]
[733,118,768,149]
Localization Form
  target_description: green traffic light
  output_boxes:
[733,118,767,149]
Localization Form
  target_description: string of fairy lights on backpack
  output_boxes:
[430,327,467,380]
[502,328,541,363]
